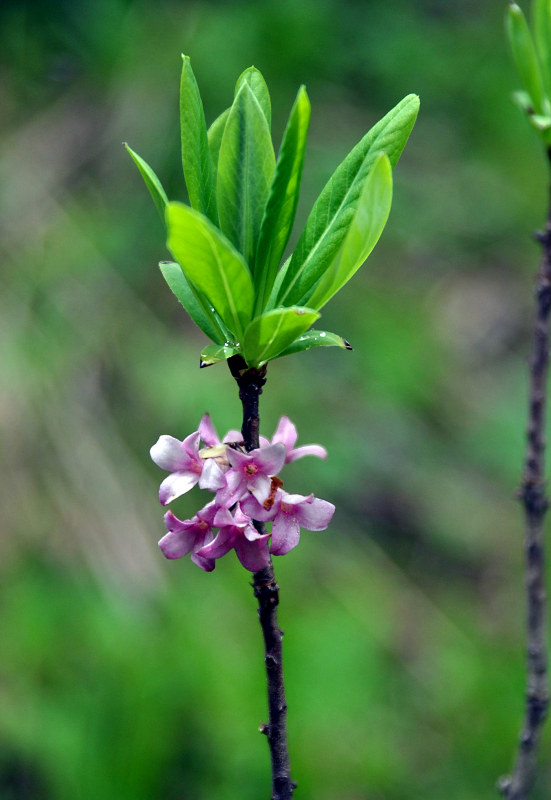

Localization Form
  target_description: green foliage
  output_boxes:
[166,203,254,342]
[307,152,393,311]
[124,144,168,222]
[216,75,276,266]
[253,87,311,314]
[506,1,551,142]
[126,59,418,367]
[179,55,218,223]
[273,94,418,308]
[242,306,320,367]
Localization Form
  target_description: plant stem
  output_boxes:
[499,160,551,800]
[228,355,295,800]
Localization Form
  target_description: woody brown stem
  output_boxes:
[498,159,551,799]
[228,355,295,800]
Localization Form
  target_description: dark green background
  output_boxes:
[1,0,550,797]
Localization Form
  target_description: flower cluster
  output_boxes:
[150,415,335,572]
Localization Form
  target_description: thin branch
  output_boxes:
[228,355,295,800]
[499,157,551,800]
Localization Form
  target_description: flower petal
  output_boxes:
[222,429,243,444]
[295,497,335,530]
[287,444,327,462]
[199,458,226,491]
[270,513,301,555]
[158,470,199,505]
[182,430,201,458]
[199,414,220,447]
[253,443,287,476]
[150,435,190,471]
[197,528,235,560]
[249,474,272,504]
[240,493,278,521]
[271,416,298,451]
[235,535,271,571]
[190,552,216,571]
[158,529,196,559]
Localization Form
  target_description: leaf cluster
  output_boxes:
[126,57,419,368]
[506,1,551,143]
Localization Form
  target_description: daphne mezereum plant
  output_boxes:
[126,57,418,799]
[501,3,551,799]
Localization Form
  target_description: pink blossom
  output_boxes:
[217,443,286,506]
[261,416,327,463]
[196,506,271,572]
[158,501,219,571]
[150,422,226,506]
[241,490,335,555]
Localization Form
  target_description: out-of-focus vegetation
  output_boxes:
[1,0,550,798]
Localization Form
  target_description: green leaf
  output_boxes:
[275,94,419,307]
[124,143,168,222]
[166,202,254,340]
[506,3,546,115]
[159,261,227,344]
[180,55,217,222]
[254,86,311,313]
[199,343,240,367]
[307,153,393,310]
[216,81,276,266]
[208,108,230,186]
[533,0,551,95]
[235,67,271,128]
[242,306,320,367]
[274,329,352,359]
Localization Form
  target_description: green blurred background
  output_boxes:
[1,0,550,797]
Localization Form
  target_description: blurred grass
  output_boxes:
[1,0,551,797]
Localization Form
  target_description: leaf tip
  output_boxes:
[344,339,353,351]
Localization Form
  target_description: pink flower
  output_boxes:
[158,501,219,571]
[196,506,271,572]
[261,416,327,463]
[217,443,287,506]
[198,413,241,448]
[241,490,335,555]
[150,422,226,505]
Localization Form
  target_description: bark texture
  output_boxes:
[499,174,551,800]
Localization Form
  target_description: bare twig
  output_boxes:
[499,158,551,799]
[228,355,295,800]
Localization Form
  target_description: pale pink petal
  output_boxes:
[215,469,247,506]
[150,435,190,471]
[270,513,301,555]
[163,509,191,534]
[295,497,335,530]
[271,416,298,451]
[197,500,220,527]
[226,448,248,470]
[235,535,271,571]
[197,528,235,560]
[158,471,199,505]
[158,529,196,559]
[190,552,216,571]
[253,443,286,476]
[182,431,201,458]
[190,529,215,571]
[213,506,235,527]
[259,435,271,447]
[199,414,220,447]
[222,429,243,444]
[199,459,226,491]
[286,444,327,462]
[240,494,278,521]
[249,474,271,504]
